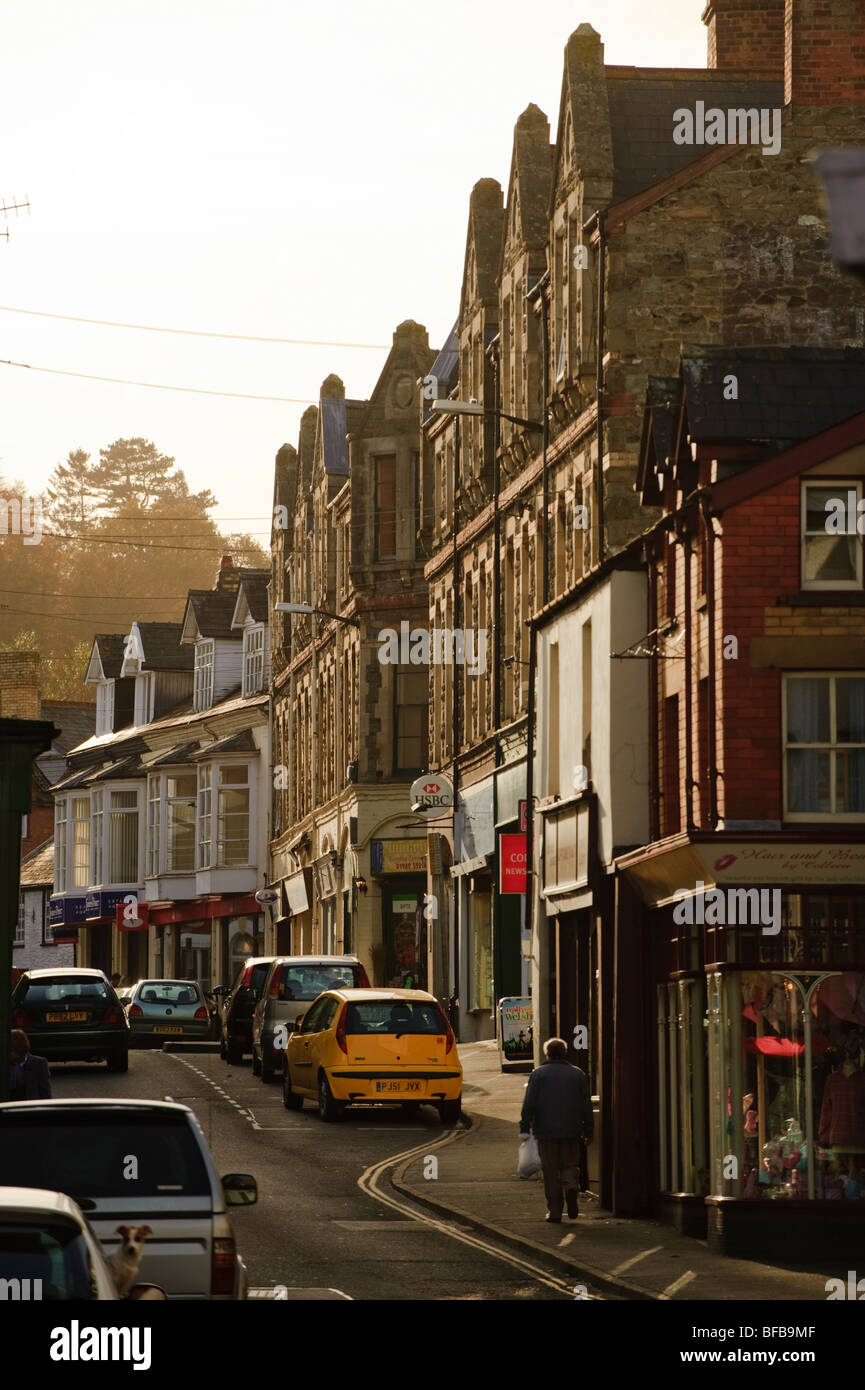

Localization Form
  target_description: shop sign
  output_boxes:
[285,869,311,915]
[409,774,453,816]
[314,856,337,901]
[499,996,533,1065]
[371,839,428,874]
[696,842,865,886]
[116,896,150,932]
[85,890,131,921]
[500,833,527,894]
[518,799,528,833]
[49,896,86,927]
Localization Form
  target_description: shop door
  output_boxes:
[88,923,112,977]
[125,931,148,982]
[382,878,426,990]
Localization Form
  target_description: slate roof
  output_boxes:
[84,754,144,783]
[91,635,127,680]
[422,319,459,424]
[48,764,96,793]
[192,729,258,759]
[20,838,54,887]
[185,588,242,640]
[605,72,785,204]
[40,702,96,755]
[321,395,349,476]
[136,622,193,670]
[680,345,865,445]
[236,575,269,624]
[146,741,200,767]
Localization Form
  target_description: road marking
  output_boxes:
[249,1287,353,1300]
[659,1270,697,1299]
[558,1233,575,1248]
[611,1245,663,1276]
[357,1134,593,1299]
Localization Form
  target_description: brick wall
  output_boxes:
[785,0,865,107]
[704,0,786,73]
[0,650,41,719]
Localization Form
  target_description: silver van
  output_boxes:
[0,1099,256,1299]
[252,955,369,1083]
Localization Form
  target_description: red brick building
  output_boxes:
[617,346,865,1256]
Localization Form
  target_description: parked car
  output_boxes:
[127,979,211,1047]
[214,956,275,1064]
[0,1186,165,1300]
[11,968,131,1072]
[281,988,462,1124]
[252,955,370,1083]
[0,1100,256,1299]
[116,985,138,1010]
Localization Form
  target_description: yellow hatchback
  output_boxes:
[281,988,462,1123]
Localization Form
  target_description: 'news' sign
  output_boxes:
[500,833,527,894]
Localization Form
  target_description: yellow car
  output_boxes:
[281,988,462,1124]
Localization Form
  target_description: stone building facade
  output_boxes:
[269,322,435,988]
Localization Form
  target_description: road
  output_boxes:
[47,1048,572,1301]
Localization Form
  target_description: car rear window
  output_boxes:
[279,965,360,1001]
[136,982,202,1005]
[16,977,110,1003]
[0,1112,211,1199]
[0,1221,98,1300]
[344,1001,446,1035]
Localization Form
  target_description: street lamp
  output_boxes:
[430,399,545,432]
[275,602,360,629]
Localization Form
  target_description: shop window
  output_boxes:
[658,978,708,1196]
[468,889,492,1012]
[784,674,865,819]
[711,969,865,1201]
[801,480,862,590]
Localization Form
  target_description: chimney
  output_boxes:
[702,0,785,71]
[784,0,865,107]
[0,650,42,719]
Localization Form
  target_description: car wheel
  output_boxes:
[226,1041,242,1065]
[318,1072,344,1123]
[107,1050,129,1074]
[438,1098,461,1125]
[261,1059,276,1084]
[219,1035,227,1060]
[282,1064,303,1111]
[252,1051,262,1077]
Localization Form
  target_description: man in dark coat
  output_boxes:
[9,1030,52,1101]
[520,1037,593,1222]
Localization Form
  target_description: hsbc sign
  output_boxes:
[409,774,454,816]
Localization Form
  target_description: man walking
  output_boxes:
[520,1037,593,1223]
[9,1030,52,1101]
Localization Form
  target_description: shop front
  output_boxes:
[624,836,865,1257]
[282,867,314,955]
[453,781,495,1042]
[370,838,427,990]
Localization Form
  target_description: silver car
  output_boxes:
[252,955,368,1083]
[127,978,210,1047]
[0,1186,165,1300]
[0,1100,256,1299]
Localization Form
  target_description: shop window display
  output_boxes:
[726,971,865,1201]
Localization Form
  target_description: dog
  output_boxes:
[107,1224,152,1296]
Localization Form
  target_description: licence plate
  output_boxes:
[153,1026,183,1034]
[46,1011,87,1022]
[375,1080,423,1094]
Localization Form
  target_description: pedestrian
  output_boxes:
[519,1037,593,1223]
[110,973,122,988]
[9,1030,52,1101]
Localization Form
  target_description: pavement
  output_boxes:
[391,1040,841,1302]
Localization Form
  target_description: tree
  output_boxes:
[90,438,217,514]
[44,450,98,535]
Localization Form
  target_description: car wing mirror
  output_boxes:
[222,1172,258,1206]
[128,1284,167,1300]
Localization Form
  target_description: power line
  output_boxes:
[38,529,269,552]
[0,586,196,601]
[0,304,390,350]
[0,358,317,404]
[0,606,177,627]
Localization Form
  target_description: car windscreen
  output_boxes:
[280,965,359,1001]
[344,1001,446,1035]
[136,982,202,1005]
[16,977,111,1003]
[0,1220,99,1300]
[0,1112,211,1199]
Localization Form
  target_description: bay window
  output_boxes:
[147,776,161,876]
[91,789,104,885]
[194,640,214,711]
[108,789,139,883]
[71,796,90,890]
[197,765,212,867]
[54,798,67,893]
[784,674,865,819]
[167,773,196,870]
[217,765,250,866]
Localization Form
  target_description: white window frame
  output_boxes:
[197,764,213,867]
[194,640,215,711]
[91,788,104,885]
[96,680,115,736]
[15,891,25,946]
[70,794,91,890]
[166,771,197,872]
[147,775,161,877]
[134,671,154,727]
[54,797,67,893]
[242,625,265,696]
[800,479,863,591]
[104,785,141,886]
[216,762,251,867]
[783,672,865,821]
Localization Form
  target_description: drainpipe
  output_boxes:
[525,619,538,1056]
[683,524,695,833]
[595,212,606,565]
[647,539,661,842]
[700,495,719,829]
[451,415,461,1036]
[540,291,551,605]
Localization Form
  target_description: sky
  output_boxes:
[3,0,707,545]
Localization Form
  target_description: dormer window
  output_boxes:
[194,640,215,711]
[95,680,115,736]
[243,626,265,696]
[133,671,154,726]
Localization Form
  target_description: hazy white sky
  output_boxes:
[3,0,707,539]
